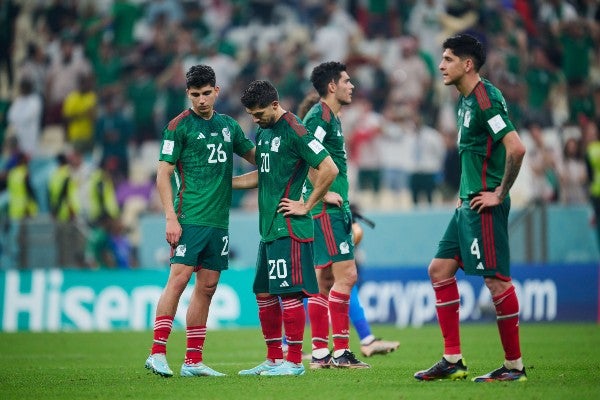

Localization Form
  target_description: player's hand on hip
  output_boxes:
[469,191,501,213]
[323,191,342,207]
[278,197,309,216]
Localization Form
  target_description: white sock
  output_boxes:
[312,348,330,359]
[333,349,348,358]
[360,335,376,346]
[443,354,462,364]
[504,358,524,371]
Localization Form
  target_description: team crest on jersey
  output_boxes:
[271,137,281,152]
[340,241,350,254]
[222,127,231,142]
[175,244,187,257]
[463,110,471,128]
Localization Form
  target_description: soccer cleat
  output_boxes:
[309,353,333,369]
[238,360,282,376]
[414,357,468,381]
[472,365,527,382]
[260,360,305,376]
[180,362,226,377]
[331,350,370,369]
[360,338,400,357]
[145,353,173,377]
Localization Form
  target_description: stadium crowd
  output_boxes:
[0,0,599,269]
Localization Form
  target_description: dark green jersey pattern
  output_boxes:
[303,101,350,215]
[159,109,254,228]
[256,112,330,242]
[457,79,515,200]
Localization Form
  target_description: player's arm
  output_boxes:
[470,130,526,213]
[233,169,258,189]
[279,156,338,216]
[241,147,257,166]
[496,130,526,200]
[308,167,342,207]
[156,160,181,247]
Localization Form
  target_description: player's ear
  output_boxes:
[271,101,279,110]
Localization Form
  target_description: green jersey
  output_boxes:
[159,109,254,228]
[456,79,515,200]
[256,112,330,242]
[303,101,350,215]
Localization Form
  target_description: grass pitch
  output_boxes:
[1,323,599,400]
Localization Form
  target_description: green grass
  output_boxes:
[1,323,599,400]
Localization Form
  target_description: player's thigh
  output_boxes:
[457,200,511,278]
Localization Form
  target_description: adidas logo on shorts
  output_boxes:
[279,281,290,288]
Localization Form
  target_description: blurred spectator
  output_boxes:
[3,151,38,269]
[526,121,562,203]
[439,130,461,203]
[16,42,49,97]
[45,30,92,126]
[6,78,43,157]
[560,136,588,205]
[346,97,383,197]
[524,44,564,127]
[126,65,158,144]
[62,72,98,154]
[0,0,20,95]
[85,215,133,269]
[91,40,123,100]
[407,0,445,61]
[95,94,133,184]
[404,112,446,206]
[87,157,120,227]
[378,105,411,201]
[47,151,86,268]
[0,97,9,153]
[110,0,143,53]
[383,35,433,116]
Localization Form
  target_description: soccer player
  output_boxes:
[235,80,338,376]
[144,65,255,377]
[302,61,369,369]
[414,34,527,382]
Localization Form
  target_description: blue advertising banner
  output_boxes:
[358,263,599,326]
[1,264,597,332]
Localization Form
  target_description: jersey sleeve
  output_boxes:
[480,98,515,143]
[159,122,183,164]
[303,114,329,144]
[294,130,330,168]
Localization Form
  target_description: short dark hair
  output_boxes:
[442,34,486,71]
[185,64,216,88]
[310,61,347,97]
[240,80,278,109]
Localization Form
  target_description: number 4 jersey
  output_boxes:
[159,109,255,228]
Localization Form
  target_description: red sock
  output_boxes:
[433,277,461,355]
[184,325,206,364]
[151,315,173,354]
[282,296,306,364]
[329,290,350,352]
[308,294,329,351]
[257,295,283,361]
[493,285,522,361]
